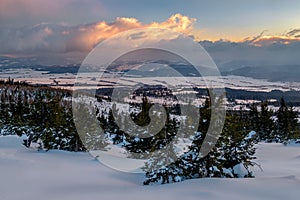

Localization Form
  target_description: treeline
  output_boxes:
[0,79,300,185]
[79,95,300,185]
[141,97,300,185]
[248,98,300,143]
[73,96,257,184]
[0,79,85,151]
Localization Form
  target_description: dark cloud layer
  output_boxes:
[200,34,300,71]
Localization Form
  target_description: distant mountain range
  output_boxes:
[222,65,300,82]
[1,55,300,82]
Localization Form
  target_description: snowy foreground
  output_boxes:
[1,136,300,200]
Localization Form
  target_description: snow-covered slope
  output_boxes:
[0,135,300,200]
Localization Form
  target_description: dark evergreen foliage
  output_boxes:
[1,79,299,185]
[143,98,257,185]
[0,79,85,151]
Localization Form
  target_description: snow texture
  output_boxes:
[1,135,300,200]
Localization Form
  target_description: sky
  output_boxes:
[1,0,300,40]
[0,0,300,66]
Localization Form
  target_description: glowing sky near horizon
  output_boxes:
[1,0,299,41]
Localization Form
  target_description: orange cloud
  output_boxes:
[81,13,198,50]
[148,14,197,36]
[0,13,199,54]
[240,30,300,47]
[249,35,300,46]
[5,12,300,55]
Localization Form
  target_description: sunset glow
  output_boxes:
[0,0,299,65]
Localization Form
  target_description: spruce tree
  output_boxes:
[275,97,299,142]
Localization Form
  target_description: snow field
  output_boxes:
[0,135,300,200]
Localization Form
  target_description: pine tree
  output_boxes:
[219,114,256,177]
[275,97,299,142]
[249,101,275,142]
[73,101,108,151]
[249,103,260,134]
[143,102,257,185]
[143,116,179,185]
[259,101,275,141]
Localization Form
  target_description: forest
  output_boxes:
[0,78,299,184]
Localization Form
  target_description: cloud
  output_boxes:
[2,11,300,68]
[127,32,147,40]
[286,28,300,38]
[149,13,197,37]
[249,35,300,46]
[0,0,105,27]
[201,35,300,70]
[0,14,197,54]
